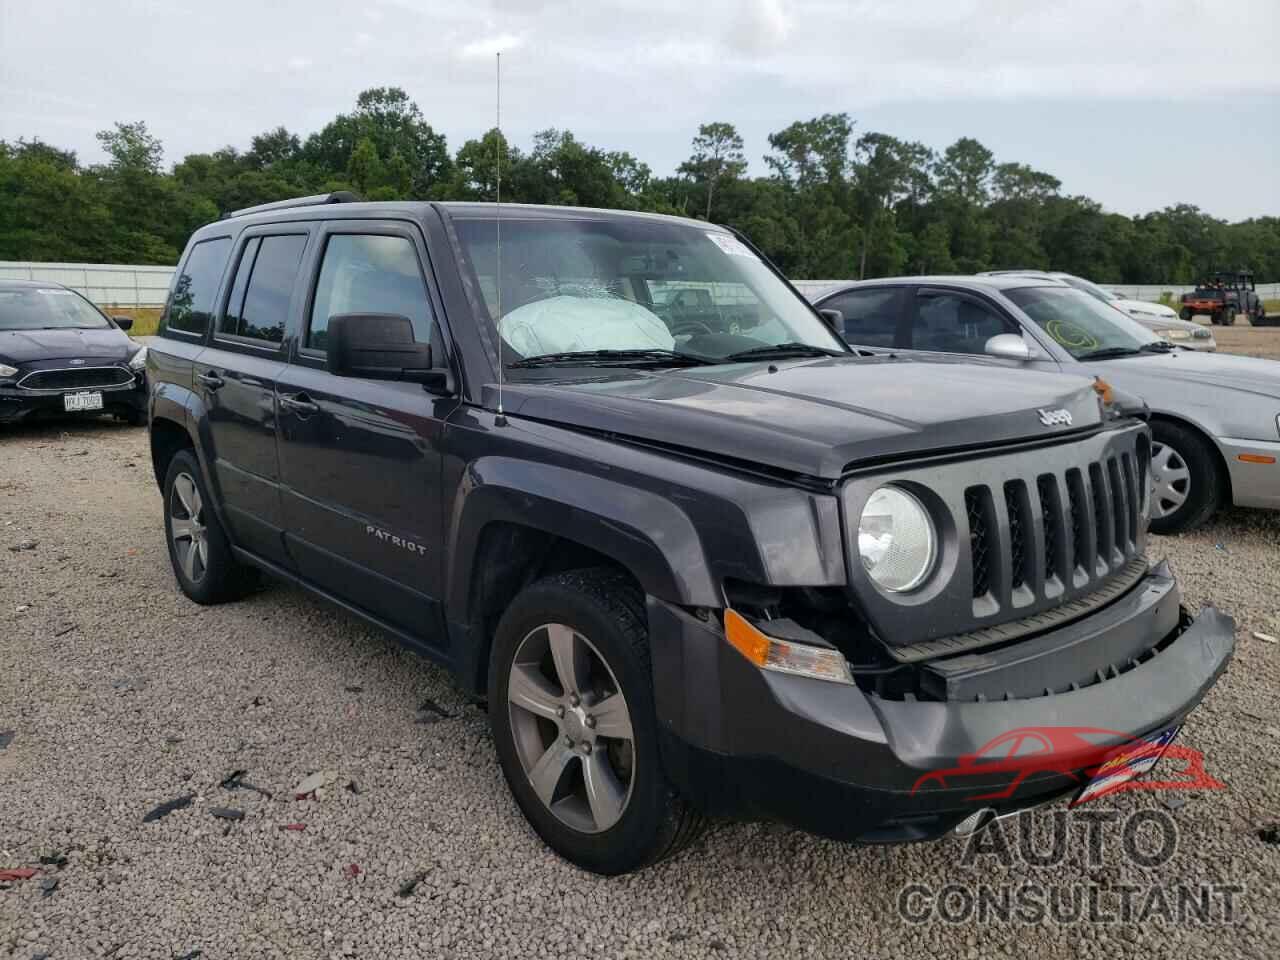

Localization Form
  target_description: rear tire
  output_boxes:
[1224,306,1237,326]
[1148,421,1223,535]
[488,569,705,875]
[163,449,258,603]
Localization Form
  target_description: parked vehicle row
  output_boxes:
[139,195,1236,875]
[0,280,148,425]
[812,276,1280,534]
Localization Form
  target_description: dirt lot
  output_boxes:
[1212,324,1280,361]
[1,422,1278,960]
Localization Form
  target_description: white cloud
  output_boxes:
[285,56,312,72]
[460,32,524,58]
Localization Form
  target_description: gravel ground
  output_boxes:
[1208,325,1280,361]
[1,420,1278,960]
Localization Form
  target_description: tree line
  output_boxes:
[2,86,1276,282]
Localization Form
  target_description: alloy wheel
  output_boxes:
[1149,442,1191,520]
[507,623,635,833]
[169,472,209,583]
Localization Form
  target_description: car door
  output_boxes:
[906,287,1061,373]
[818,286,908,350]
[195,228,310,566]
[275,220,458,647]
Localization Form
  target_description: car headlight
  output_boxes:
[858,486,937,592]
[0,363,17,379]
[1158,329,1191,340]
[128,346,148,372]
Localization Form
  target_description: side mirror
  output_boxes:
[327,313,436,384]
[984,333,1034,361]
[818,308,844,332]
[112,316,134,331]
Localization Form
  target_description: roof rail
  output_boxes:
[224,191,361,220]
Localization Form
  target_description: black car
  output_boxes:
[0,280,149,426]
[145,195,1234,875]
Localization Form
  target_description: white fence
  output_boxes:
[0,261,175,307]
[795,279,1279,303]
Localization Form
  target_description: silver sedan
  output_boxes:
[811,276,1280,533]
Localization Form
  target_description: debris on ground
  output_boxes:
[1159,793,1187,811]
[344,685,363,693]
[294,770,338,798]
[398,870,429,897]
[174,950,203,960]
[343,863,362,880]
[38,853,67,869]
[8,539,37,552]
[111,676,148,694]
[220,769,273,798]
[1253,631,1278,644]
[280,823,306,832]
[40,876,59,898]
[414,697,455,723]
[208,807,245,821]
[345,780,361,795]
[142,793,195,823]
[0,868,38,882]
[53,623,78,637]
[1260,823,1279,845]
[0,731,13,750]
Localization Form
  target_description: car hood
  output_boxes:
[1115,298,1177,319]
[490,355,1106,479]
[0,326,134,364]
[1088,351,1280,402]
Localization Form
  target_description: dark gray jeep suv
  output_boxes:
[146,195,1234,874]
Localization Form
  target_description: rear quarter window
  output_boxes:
[164,237,231,336]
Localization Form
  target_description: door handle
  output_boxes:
[197,371,225,390]
[279,393,319,415]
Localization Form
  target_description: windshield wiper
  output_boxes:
[1076,346,1143,361]
[1139,341,1176,353]
[720,342,847,363]
[508,348,714,369]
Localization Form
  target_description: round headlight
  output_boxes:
[858,486,937,593]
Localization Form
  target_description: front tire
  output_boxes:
[488,569,705,874]
[1149,421,1223,535]
[1224,306,1237,326]
[1178,307,1192,321]
[163,449,257,603]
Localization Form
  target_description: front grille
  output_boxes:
[19,366,133,391]
[964,453,1143,614]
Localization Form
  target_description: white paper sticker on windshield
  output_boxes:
[705,232,757,259]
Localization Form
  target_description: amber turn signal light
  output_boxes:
[723,609,853,685]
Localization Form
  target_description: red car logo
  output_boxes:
[909,726,1223,804]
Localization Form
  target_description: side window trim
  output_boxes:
[211,228,311,354]
[294,219,443,366]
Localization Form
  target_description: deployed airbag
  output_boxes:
[502,295,674,356]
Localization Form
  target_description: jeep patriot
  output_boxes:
[146,194,1234,874]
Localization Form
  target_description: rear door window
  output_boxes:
[908,291,1017,354]
[822,288,903,347]
[165,237,231,335]
[219,235,307,344]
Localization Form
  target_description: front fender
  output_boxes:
[150,380,229,533]
[445,456,718,613]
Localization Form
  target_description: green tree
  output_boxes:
[679,122,747,220]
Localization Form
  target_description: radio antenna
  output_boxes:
[494,51,506,426]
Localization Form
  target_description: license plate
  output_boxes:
[1071,727,1179,806]
[63,391,104,412]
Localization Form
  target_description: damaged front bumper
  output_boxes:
[648,567,1235,844]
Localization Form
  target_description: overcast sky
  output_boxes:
[2,0,1277,220]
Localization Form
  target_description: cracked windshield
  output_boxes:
[454,216,847,367]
